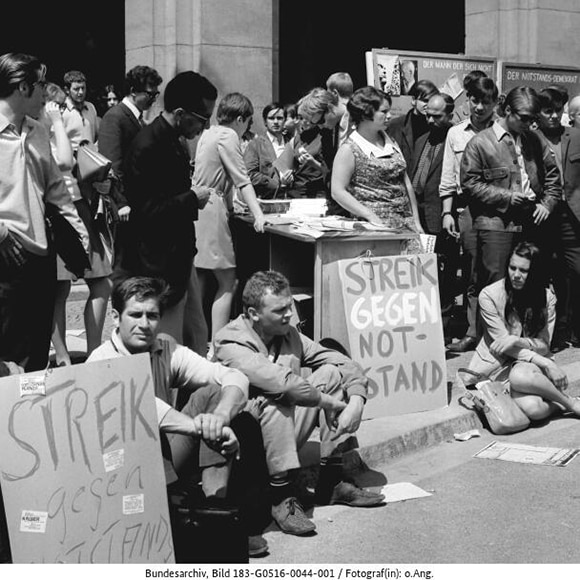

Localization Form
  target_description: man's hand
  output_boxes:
[319,394,347,432]
[193,186,213,209]
[490,335,519,356]
[117,206,131,222]
[0,232,26,268]
[442,214,459,238]
[533,203,550,225]
[279,169,294,187]
[510,191,530,206]
[192,412,228,443]
[332,395,365,440]
[209,426,240,458]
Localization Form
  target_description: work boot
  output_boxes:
[328,481,385,507]
[248,534,269,557]
[271,497,316,536]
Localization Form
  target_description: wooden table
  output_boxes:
[232,216,418,345]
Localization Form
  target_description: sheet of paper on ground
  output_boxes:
[474,441,580,467]
[380,482,432,503]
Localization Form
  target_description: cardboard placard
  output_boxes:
[499,61,580,98]
[0,355,174,563]
[338,253,448,418]
[367,49,497,119]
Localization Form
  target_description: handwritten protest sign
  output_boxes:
[500,61,580,97]
[0,354,174,563]
[338,253,448,418]
[367,49,497,119]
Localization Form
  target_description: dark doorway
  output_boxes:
[0,1,125,106]
[279,0,465,105]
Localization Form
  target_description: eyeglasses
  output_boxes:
[513,111,537,124]
[187,110,210,124]
[143,89,160,99]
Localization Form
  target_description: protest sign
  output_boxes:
[0,355,174,563]
[338,253,448,418]
[367,49,497,118]
[499,61,580,98]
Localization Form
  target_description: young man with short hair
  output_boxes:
[0,52,88,371]
[214,271,385,537]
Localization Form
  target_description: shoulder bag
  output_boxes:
[457,367,530,435]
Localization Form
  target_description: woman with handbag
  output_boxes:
[468,241,580,420]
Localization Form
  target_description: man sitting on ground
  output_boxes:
[214,270,385,537]
[87,277,269,556]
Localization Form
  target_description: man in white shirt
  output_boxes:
[61,70,99,150]
[0,52,88,371]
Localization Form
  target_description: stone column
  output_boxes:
[125,0,278,127]
[466,0,580,66]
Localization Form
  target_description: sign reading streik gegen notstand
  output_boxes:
[338,253,448,418]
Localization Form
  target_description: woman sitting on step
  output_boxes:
[468,241,580,420]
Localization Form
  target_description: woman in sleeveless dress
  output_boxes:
[331,86,423,234]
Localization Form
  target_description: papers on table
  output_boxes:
[474,441,580,467]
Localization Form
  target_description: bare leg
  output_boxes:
[210,268,237,341]
[51,280,72,366]
[509,362,580,418]
[84,276,113,355]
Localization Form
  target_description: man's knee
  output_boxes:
[310,364,343,395]
[181,384,222,417]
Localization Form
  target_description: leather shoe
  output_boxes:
[271,497,316,535]
[447,336,477,353]
[248,534,269,557]
[329,481,385,507]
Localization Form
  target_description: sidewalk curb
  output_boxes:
[299,359,580,476]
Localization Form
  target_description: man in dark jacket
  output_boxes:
[410,93,458,337]
[388,79,439,167]
[115,71,217,343]
[98,65,163,228]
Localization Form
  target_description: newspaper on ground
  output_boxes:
[474,440,580,467]
[380,482,433,503]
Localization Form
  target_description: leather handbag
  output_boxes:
[457,367,530,435]
[76,142,112,183]
[45,202,90,278]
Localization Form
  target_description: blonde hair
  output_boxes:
[297,88,338,119]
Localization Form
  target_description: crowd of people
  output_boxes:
[1,49,580,563]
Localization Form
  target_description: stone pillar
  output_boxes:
[125,0,278,128]
[466,0,580,66]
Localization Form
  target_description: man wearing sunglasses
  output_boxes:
[461,85,561,301]
[98,65,163,227]
[116,71,218,344]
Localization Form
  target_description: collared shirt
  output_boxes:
[440,118,484,198]
[266,130,286,158]
[121,96,141,121]
[492,121,534,197]
[0,113,88,253]
[62,97,98,149]
[350,130,400,159]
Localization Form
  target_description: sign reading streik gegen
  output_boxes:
[0,354,174,563]
[338,254,448,418]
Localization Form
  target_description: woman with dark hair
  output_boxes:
[331,85,423,232]
[96,84,120,118]
[460,85,561,296]
[243,101,293,198]
[468,241,580,420]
